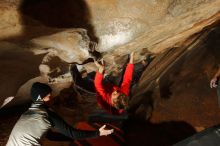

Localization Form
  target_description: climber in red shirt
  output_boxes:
[94,52,135,115]
[71,52,154,123]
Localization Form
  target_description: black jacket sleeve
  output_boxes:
[47,109,99,139]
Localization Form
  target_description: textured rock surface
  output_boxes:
[1,0,220,145]
[148,26,220,134]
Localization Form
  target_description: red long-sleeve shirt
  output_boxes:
[94,63,134,115]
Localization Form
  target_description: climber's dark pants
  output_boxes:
[70,65,96,93]
[88,109,129,123]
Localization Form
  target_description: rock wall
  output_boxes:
[0,0,220,109]
[1,1,220,146]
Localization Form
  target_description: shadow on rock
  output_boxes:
[129,91,154,121]
[0,48,45,107]
[19,0,98,42]
[159,80,174,100]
